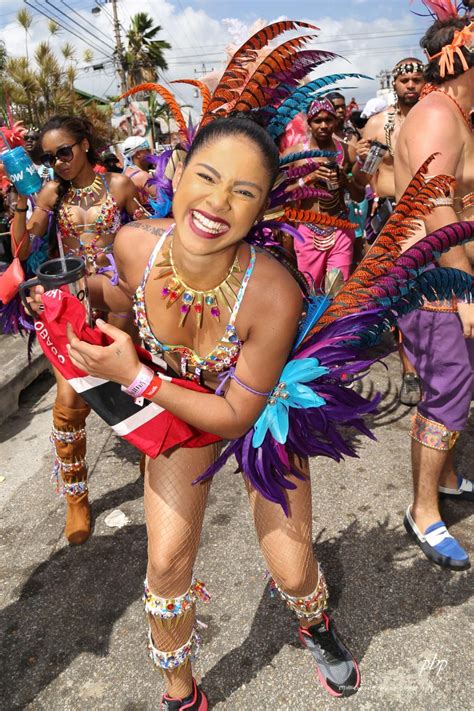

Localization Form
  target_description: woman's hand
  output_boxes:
[66,319,141,386]
[15,192,28,209]
[26,285,45,315]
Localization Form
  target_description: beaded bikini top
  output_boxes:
[57,174,122,273]
[133,227,256,382]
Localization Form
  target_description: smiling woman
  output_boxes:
[10,114,143,547]
[53,112,362,708]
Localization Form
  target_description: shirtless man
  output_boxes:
[394,16,474,571]
[354,59,425,204]
[354,58,426,405]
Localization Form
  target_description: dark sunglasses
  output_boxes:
[40,141,80,168]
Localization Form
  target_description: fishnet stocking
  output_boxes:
[144,447,322,698]
[246,454,321,628]
[144,442,218,698]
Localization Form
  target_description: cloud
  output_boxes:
[0,2,424,114]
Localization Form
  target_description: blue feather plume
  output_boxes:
[268,73,372,138]
[279,149,337,166]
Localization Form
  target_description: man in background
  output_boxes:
[394,16,474,571]
[353,58,426,405]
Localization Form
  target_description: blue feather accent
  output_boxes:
[149,189,173,218]
[268,73,372,138]
[279,149,336,166]
[293,295,331,350]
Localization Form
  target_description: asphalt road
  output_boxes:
[0,356,472,711]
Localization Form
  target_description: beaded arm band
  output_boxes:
[215,366,272,397]
[231,372,272,397]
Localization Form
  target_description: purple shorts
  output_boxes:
[399,309,474,431]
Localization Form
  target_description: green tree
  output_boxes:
[16,8,33,62]
[0,42,112,144]
[0,41,6,72]
[148,93,191,142]
[125,12,171,86]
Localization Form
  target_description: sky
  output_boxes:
[0,0,434,116]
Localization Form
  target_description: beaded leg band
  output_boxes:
[143,578,210,619]
[147,626,200,670]
[410,412,459,451]
[50,426,88,496]
[270,566,329,620]
[144,578,210,670]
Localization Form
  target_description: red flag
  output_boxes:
[36,288,220,457]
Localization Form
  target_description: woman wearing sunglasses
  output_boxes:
[11,114,143,546]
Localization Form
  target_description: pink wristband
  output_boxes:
[121,364,154,399]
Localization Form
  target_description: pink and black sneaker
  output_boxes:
[299,612,360,698]
[160,678,208,711]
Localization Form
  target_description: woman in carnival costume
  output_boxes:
[10,115,146,546]
[280,97,365,290]
[28,21,474,710]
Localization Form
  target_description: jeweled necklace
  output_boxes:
[384,103,402,157]
[67,174,104,205]
[420,84,473,132]
[155,239,242,328]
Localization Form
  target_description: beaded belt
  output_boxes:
[304,223,337,251]
[420,297,457,313]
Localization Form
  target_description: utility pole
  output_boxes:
[110,0,128,94]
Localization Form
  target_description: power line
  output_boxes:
[23,1,114,58]
[163,27,426,59]
[41,0,116,52]
[60,0,115,46]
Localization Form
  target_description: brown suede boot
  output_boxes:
[51,400,91,545]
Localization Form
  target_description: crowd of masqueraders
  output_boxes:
[0,1,473,708]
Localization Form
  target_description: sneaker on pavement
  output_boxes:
[299,612,360,697]
[399,373,422,406]
[404,506,470,571]
[160,678,208,711]
[439,476,474,502]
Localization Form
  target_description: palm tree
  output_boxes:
[125,12,171,86]
[0,41,6,73]
[16,9,33,63]
[0,40,110,141]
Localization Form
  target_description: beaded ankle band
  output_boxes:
[271,568,329,620]
[50,426,86,445]
[62,480,88,496]
[51,455,88,496]
[147,627,200,670]
[410,412,459,451]
[144,578,210,619]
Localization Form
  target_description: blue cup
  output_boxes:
[1,146,42,195]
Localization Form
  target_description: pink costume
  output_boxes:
[294,137,355,290]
